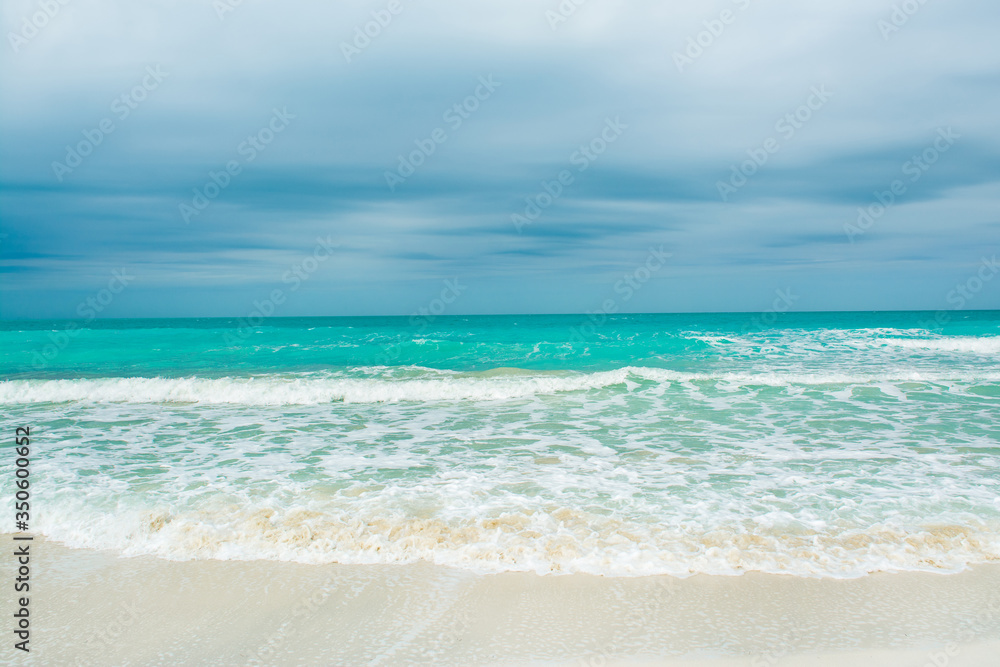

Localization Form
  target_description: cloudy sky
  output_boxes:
[1,0,998,319]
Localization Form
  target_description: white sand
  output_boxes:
[4,537,999,666]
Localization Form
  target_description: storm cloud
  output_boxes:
[1,0,998,317]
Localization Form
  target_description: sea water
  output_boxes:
[1,312,998,577]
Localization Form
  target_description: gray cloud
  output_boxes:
[1,0,999,317]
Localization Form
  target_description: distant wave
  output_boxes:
[0,372,626,405]
[2,368,999,405]
[878,337,1000,355]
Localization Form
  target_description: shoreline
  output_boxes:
[6,537,1000,665]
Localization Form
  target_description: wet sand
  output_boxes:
[4,537,999,666]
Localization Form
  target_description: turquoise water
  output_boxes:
[2,312,999,576]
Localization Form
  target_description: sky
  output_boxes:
[1,0,999,319]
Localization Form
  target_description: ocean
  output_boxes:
[2,311,999,578]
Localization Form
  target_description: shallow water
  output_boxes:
[2,311,998,576]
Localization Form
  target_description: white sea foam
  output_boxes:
[29,501,1000,577]
[7,320,999,578]
[8,372,999,578]
[0,372,628,405]
[2,368,998,405]
[879,337,1000,355]
[690,329,1000,359]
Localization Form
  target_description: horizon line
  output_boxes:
[1,308,998,323]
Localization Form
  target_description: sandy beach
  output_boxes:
[4,0,1000,661]
[3,536,996,666]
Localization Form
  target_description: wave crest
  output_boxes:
[2,367,999,405]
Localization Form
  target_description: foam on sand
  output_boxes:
[33,502,1000,577]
